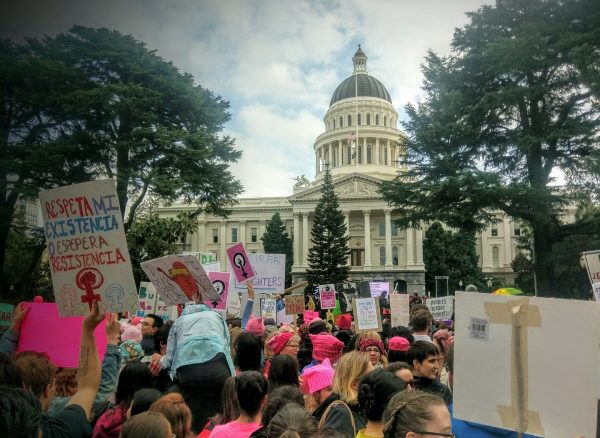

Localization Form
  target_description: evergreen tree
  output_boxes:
[261,212,293,288]
[305,165,350,287]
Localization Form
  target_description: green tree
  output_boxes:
[1,26,243,296]
[423,222,484,294]
[305,165,350,287]
[261,212,293,288]
[380,0,600,297]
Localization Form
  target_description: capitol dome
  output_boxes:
[330,45,392,105]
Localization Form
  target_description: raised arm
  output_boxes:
[67,301,103,418]
[241,281,255,330]
[0,303,30,356]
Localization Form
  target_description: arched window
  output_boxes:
[366,113,371,125]
[375,114,379,125]
[384,116,387,126]
[332,119,335,129]
[384,146,388,165]
[492,246,500,267]
[367,145,372,164]
[358,113,362,125]
[347,146,352,164]
[358,145,363,164]
[340,116,343,127]
[392,246,399,266]
[348,115,352,126]
[379,247,385,266]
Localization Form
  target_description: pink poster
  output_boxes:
[319,284,337,309]
[17,303,107,368]
[226,243,256,283]
[204,271,230,312]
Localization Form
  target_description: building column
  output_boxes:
[503,217,512,266]
[338,140,342,167]
[406,228,415,266]
[302,213,309,267]
[328,143,333,167]
[197,219,206,252]
[387,140,392,166]
[220,222,227,270]
[375,138,380,165]
[384,209,392,268]
[315,150,319,175]
[293,213,300,268]
[362,137,367,164]
[239,220,246,244]
[363,210,372,268]
[415,226,424,266]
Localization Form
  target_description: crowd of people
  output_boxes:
[0,286,545,438]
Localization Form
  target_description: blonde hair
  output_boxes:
[149,393,194,438]
[332,351,371,405]
[229,327,242,358]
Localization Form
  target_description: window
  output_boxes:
[384,147,388,165]
[231,227,238,243]
[379,222,385,237]
[251,227,258,243]
[366,113,371,125]
[514,227,521,236]
[375,114,379,125]
[347,146,352,164]
[492,246,500,267]
[392,246,399,266]
[333,118,335,129]
[379,247,385,265]
[367,145,372,164]
[358,145,363,164]
[348,115,352,126]
[491,228,498,237]
[212,228,219,243]
[358,113,362,125]
[340,116,343,127]
[392,224,399,237]
[384,116,387,126]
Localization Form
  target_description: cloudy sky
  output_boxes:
[1,0,491,198]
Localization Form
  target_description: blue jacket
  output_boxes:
[450,404,538,437]
[160,303,234,379]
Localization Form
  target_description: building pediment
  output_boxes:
[288,173,383,203]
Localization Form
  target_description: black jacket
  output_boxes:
[312,393,366,438]
[413,375,453,406]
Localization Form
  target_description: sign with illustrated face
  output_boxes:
[141,254,219,305]
[39,180,138,316]
[226,243,256,283]
[319,284,337,309]
[204,271,231,312]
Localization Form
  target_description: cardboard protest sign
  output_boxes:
[0,303,14,333]
[390,293,410,327]
[141,254,219,305]
[319,284,336,309]
[226,243,256,283]
[580,250,600,300]
[136,282,177,321]
[18,303,107,368]
[261,298,277,321]
[426,296,454,320]
[454,292,600,438]
[353,298,382,332]
[204,271,231,312]
[335,282,359,312]
[40,180,138,316]
[183,251,217,265]
[285,295,305,315]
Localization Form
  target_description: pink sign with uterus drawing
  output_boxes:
[226,243,256,283]
[204,271,231,312]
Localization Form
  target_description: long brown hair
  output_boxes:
[149,393,194,438]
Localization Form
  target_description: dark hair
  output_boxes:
[266,403,317,438]
[121,411,172,438]
[267,354,299,391]
[391,327,414,345]
[335,330,352,351]
[116,361,154,406]
[387,361,412,375]
[220,376,240,424]
[383,390,447,438]
[408,341,438,365]
[410,310,432,332]
[130,388,163,416]
[0,353,23,388]
[154,323,172,353]
[0,385,42,438]
[445,344,454,374]
[358,369,406,422]
[235,332,262,372]
[236,371,268,416]
[388,350,410,364]
[260,385,304,427]
[147,314,164,329]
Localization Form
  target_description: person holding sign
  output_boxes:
[150,298,234,432]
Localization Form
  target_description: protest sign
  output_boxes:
[335,282,359,312]
[454,292,600,437]
[390,293,410,327]
[369,281,391,298]
[426,296,454,320]
[353,298,382,332]
[204,271,230,312]
[0,303,14,333]
[18,303,107,368]
[183,251,217,265]
[39,180,138,316]
[261,298,277,321]
[136,282,177,321]
[319,284,336,309]
[285,295,305,315]
[141,254,219,305]
[226,243,256,283]
[230,253,286,295]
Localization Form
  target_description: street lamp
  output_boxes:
[486,277,493,292]
[458,280,463,290]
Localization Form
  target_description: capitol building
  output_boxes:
[158,47,537,294]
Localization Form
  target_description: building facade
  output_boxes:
[158,47,548,293]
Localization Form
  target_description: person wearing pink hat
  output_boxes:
[336,314,353,331]
[387,336,411,364]
[263,331,300,376]
[303,358,335,413]
[358,338,387,369]
[245,316,265,338]
[302,333,344,372]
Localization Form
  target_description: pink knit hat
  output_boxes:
[310,333,344,363]
[121,323,142,343]
[303,358,335,394]
[336,314,352,330]
[267,332,295,355]
[388,336,410,352]
[433,329,454,353]
[246,315,265,337]
[359,338,387,357]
